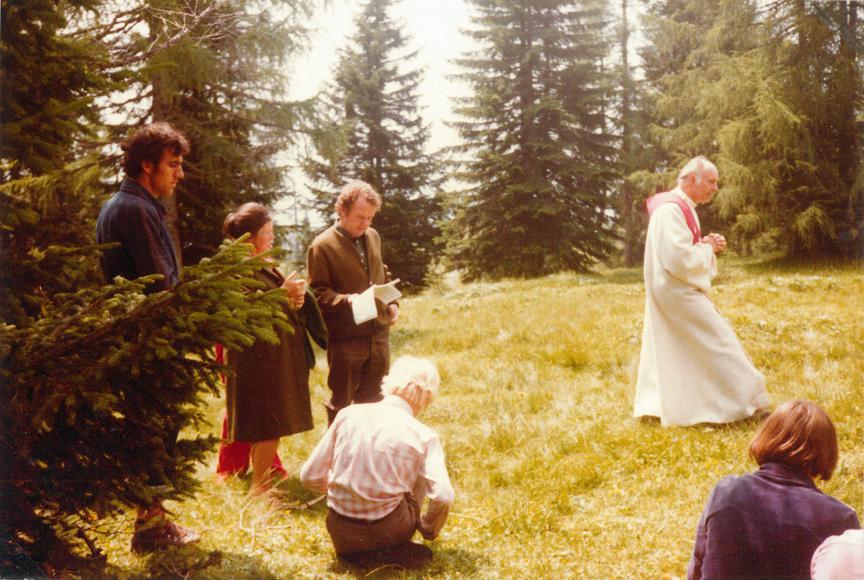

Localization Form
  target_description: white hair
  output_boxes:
[381,356,440,413]
[677,156,717,185]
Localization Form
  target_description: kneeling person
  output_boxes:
[300,356,454,568]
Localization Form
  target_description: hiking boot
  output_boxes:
[131,512,200,553]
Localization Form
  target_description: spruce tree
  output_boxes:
[446,0,616,280]
[0,0,111,180]
[305,0,441,290]
[90,0,316,264]
[0,166,108,326]
[642,0,863,258]
[638,0,738,239]
[0,0,114,324]
[0,236,293,573]
[0,2,319,572]
[835,0,864,259]
[767,0,863,257]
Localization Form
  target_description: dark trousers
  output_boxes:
[325,494,420,557]
[326,332,389,422]
[146,424,179,488]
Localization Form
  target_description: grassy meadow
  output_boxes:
[97,259,864,578]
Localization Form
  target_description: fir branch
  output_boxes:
[107,1,242,69]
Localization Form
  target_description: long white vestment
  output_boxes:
[634,188,769,426]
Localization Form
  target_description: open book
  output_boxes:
[351,279,402,325]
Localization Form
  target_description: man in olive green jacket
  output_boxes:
[307,181,398,424]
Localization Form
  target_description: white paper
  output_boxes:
[373,279,402,305]
[351,286,378,325]
[351,279,401,325]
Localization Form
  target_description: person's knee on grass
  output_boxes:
[300,356,455,568]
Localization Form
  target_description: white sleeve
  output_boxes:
[652,204,717,291]
[299,422,338,494]
[418,434,454,539]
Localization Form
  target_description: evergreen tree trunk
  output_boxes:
[620,0,637,267]
[838,1,864,258]
[150,68,185,267]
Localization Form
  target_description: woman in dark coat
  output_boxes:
[222,202,327,494]
[688,400,860,580]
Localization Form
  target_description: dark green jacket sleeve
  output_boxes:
[298,288,328,368]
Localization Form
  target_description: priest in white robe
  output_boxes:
[634,156,769,426]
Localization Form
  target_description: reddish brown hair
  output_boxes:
[223,202,271,239]
[748,400,839,480]
[122,122,190,178]
[335,180,381,216]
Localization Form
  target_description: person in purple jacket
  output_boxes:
[688,400,860,580]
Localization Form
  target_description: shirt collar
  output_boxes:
[757,462,817,489]
[119,177,166,217]
[382,395,414,416]
[672,186,698,211]
[336,224,363,242]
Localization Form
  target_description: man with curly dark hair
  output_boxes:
[96,121,199,553]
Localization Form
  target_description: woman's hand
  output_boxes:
[281,271,306,309]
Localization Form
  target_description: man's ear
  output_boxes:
[141,160,154,176]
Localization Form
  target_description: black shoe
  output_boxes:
[387,542,433,569]
[341,542,432,570]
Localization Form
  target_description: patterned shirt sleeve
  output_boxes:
[419,434,454,539]
[300,421,339,494]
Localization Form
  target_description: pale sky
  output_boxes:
[287,0,474,152]
[275,0,643,225]
[274,0,474,225]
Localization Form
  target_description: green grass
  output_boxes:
[96,259,864,578]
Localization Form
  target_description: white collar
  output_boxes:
[383,395,414,416]
[672,186,698,211]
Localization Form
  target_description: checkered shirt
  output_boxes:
[300,396,454,533]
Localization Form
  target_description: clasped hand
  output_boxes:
[281,270,306,309]
[702,233,727,254]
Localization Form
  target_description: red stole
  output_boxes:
[646,191,702,244]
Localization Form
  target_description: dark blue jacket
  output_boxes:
[96,178,180,293]
[688,462,860,580]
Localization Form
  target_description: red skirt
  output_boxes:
[216,413,287,477]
